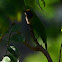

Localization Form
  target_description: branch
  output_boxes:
[24,41,40,51]
[27,24,53,62]
[7,22,14,47]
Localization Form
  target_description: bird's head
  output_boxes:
[24,9,33,18]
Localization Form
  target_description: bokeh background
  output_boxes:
[0,0,62,62]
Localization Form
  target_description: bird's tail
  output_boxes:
[45,43,47,50]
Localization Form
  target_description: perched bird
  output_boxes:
[24,9,47,50]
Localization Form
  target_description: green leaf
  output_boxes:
[7,46,20,58]
[1,56,11,62]
[36,0,42,10]
[41,0,45,7]
[5,54,18,62]
[36,0,45,8]
[24,0,45,11]
[24,0,44,17]
[24,0,38,9]
[10,33,25,43]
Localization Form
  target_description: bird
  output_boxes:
[24,9,47,50]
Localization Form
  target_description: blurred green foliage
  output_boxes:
[7,46,20,59]
[0,11,10,36]
[0,0,62,62]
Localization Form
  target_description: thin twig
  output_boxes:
[24,41,39,51]
[5,23,13,55]
[7,23,13,47]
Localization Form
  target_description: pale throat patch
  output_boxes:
[25,12,30,24]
